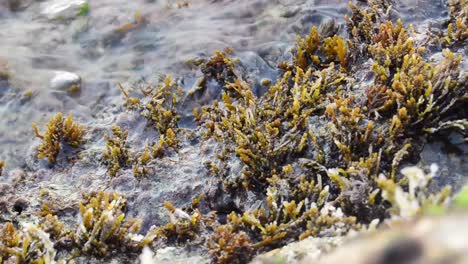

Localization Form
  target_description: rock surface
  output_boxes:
[251,213,468,264]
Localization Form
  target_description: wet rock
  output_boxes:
[0,0,27,12]
[41,0,88,20]
[9,169,26,185]
[251,213,468,264]
[250,237,343,264]
[49,71,81,92]
[7,0,32,12]
[0,183,11,196]
[139,246,209,264]
[0,199,9,214]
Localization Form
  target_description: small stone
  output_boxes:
[50,71,81,92]
[41,0,88,20]
[13,197,29,214]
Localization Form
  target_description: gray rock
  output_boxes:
[41,0,88,20]
[139,246,209,264]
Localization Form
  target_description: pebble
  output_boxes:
[50,70,81,92]
[41,0,88,20]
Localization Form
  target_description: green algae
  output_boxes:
[454,186,468,208]
[77,2,90,17]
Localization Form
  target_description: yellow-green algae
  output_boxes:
[32,113,86,163]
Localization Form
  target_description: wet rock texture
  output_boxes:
[252,213,468,264]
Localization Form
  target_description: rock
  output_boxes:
[50,71,81,92]
[41,0,88,20]
[7,0,31,12]
[251,213,468,264]
[139,246,209,264]
[0,0,27,12]
[250,237,343,264]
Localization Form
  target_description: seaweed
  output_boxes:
[143,201,203,244]
[0,223,57,263]
[132,144,152,178]
[201,50,237,86]
[8,1,466,263]
[188,2,466,262]
[293,26,321,70]
[119,76,182,162]
[434,0,468,46]
[378,165,451,219]
[207,225,253,264]
[103,125,131,177]
[0,160,4,176]
[322,35,348,69]
[448,0,468,42]
[32,113,86,163]
[73,191,142,257]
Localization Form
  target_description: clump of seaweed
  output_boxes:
[119,75,182,164]
[378,165,451,219]
[0,160,4,176]
[0,222,57,263]
[39,214,68,241]
[143,200,206,245]
[32,113,86,163]
[208,225,253,264]
[132,144,152,178]
[142,194,218,249]
[200,49,237,86]
[103,125,132,177]
[345,2,384,46]
[73,191,142,257]
[433,0,468,47]
[448,0,468,43]
[291,26,350,71]
[186,49,240,108]
[323,35,349,69]
[293,26,321,70]
[119,76,182,136]
[187,2,466,263]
